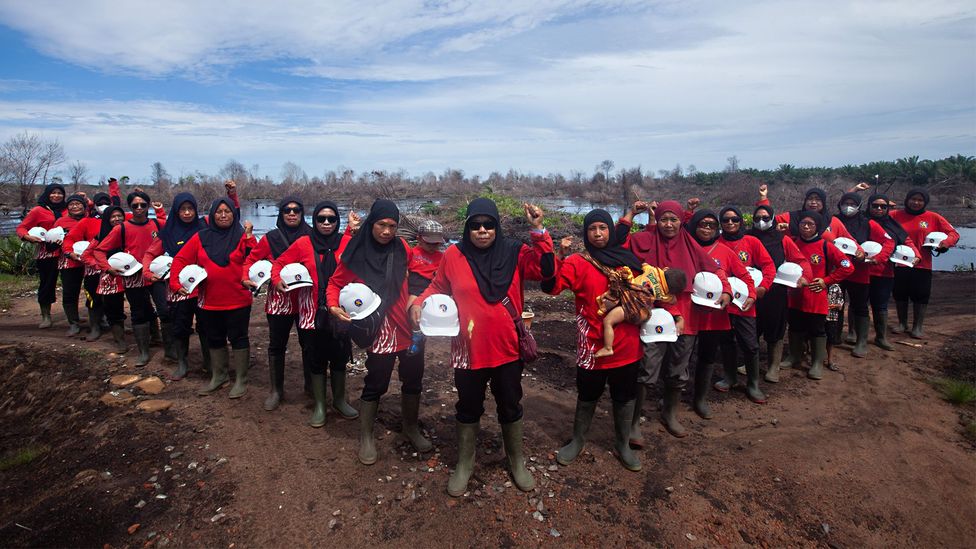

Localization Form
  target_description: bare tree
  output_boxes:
[597,160,614,184]
[725,155,739,174]
[280,161,308,185]
[0,132,67,212]
[68,160,88,191]
[219,159,249,185]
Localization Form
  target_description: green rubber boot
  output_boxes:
[629,384,646,449]
[714,359,738,392]
[612,400,642,472]
[198,333,211,374]
[910,303,927,340]
[64,301,81,336]
[501,419,535,492]
[781,331,805,369]
[874,312,894,351]
[808,337,827,380]
[447,421,479,497]
[660,385,687,438]
[851,315,870,358]
[170,337,189,381]
[149,319,163,346]
[764,339,785,383]
[85,307,104,341]
[264,352,285,411]
[401,393,432,452]
[228,348,249,399]
[358,400,379,465]
[39,303,52,329]
[309,374,327,427]
[892,300,909,334]
[110,323,128,353]
[745,354,767,404]
[556,399,596,465]
[132,323,152,367]
[161,322,177,362]
[844,307,856,345]
[330,370,359,418]
[198,346,229,395]
[693,363,713,420]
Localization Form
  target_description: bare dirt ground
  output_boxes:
[1,272,974,548]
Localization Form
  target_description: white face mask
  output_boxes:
[96,204,109,214]
[842,205,859,216]
[755,219,773,231]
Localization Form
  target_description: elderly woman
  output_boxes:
[412,198,554,496]
[16,183,67,328]
[54,193,91,336]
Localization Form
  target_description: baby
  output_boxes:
[594,263,686,358]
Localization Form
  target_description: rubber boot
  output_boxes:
[132,323,152,367]
[692,363,713,420]
[660,385,687,438]
[358,400,379,465]
[309,374,327,427]
[764,339,785,383]
[110,323,128,353]
[170,337,190,381]
[198,333,211,374]
[844,307,856,345]
[874,313,894,350]
[892,300,909,334]
[745,354,767,403]
[160,322,177,362]
[330,370,359,419]
[501,419,535,492]
[401,393,433,452]
[910,303,927,339]
[780,331,804,369]
[149,319,163,346]
[629,384,646,449]
[64,302,81,336]
[808,337,827,380]
[850,316,870,358]
[264,352,285,411]
[228,348,249,399]
[556,399,596,465]
[714,359,738,392]
[612,400,642,471]
[85,307,103,341]
[198,346,229,395]
[303,363,313,397]
[447,421,479,497]
[38,304,52,328]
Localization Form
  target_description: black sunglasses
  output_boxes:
[753,215,771,221]
[131,202,148,210]
[282,207,302,214]
[870,203,889,210]
[467,219,498,231]
[316,215,338,224]
[721,216,741,224]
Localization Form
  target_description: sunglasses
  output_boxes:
[799,221,817,227]
[753,215,771,221]
[316,215,338,224]
[282,207,302,214]
[870,203,889,210]
[131,202,148,210]
[467,219,498,232]
[721,216,741,224]
[697,222,718,229]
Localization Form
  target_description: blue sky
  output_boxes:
[0,0,973,184]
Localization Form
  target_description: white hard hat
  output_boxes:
[419,294,460,336]
[248,259,273,289]
[728,277,750,310]
[27,227,47,240]
[279,263,314,292]
[178,264,207,292]
[890,245,916,267]
[832,237,858,256]
[108,252,142,277]
[96,204,109,215]
[745,266,763,288]
[690,271,723,309]
[44,226,65,243]
[640,308,678,343]
[861,241,882,258]
[773,262,803,288]
[72,241,90,256]
[339,282,382,320]
[923,231,948,248]
[149,255,173,279]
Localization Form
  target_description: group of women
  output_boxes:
[15,180,959,497]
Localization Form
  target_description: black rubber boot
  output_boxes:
[161,322,177,362]
[198,346,229,395]
[64,301,81,336]
[330,370,359,419]
[745,354,767,403]
[692,362,713,420]
[501,419,535,492]
[447,421,479,497]
[264,352,285,411]
[557,399,596,465]
[844,306,856,345]
[714,359,738,392]
[228,348,249,399]
[874,312,894,350]
[892,300,909,334]
[629,384,646,449]
[660,385,687,438]
[309,374,327,427]
[170,337,189,381]
[198,333,211,374]
[781,331,804,369]
[612,400,642,472]
[808,337,827,380]
[401,393,432,452]
[851,315,870,358]
[110,323,128,353]
[910,303,927,339]
[132,323,152,367]
[149,319,163,346]
[764,339,785,383]
[39,303,52,328]
[85,307,103,341]
[358,400,379,465]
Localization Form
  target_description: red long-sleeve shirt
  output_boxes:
[53,215,86,269]
[695,241,756,330]
[756,198,855,244]
[870,236,920,278]
[92,219,165,287]
[169,232,256,311]
[889,209,960,271]
[788,238,855,315]
[846,220,895,284]
[271,234,351,330]
[721,235,776,319]
[16,206,64,260]
[414,231,554,370]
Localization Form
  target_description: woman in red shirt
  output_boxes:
[16,183,67,328]
[65,194,115,341]
[54,194,90,336]
[83,206,128,352]
[411,198,554,497]
[170,198,256,398]
[865,193,918,349]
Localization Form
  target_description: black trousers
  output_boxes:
[298,327,352,376]
[36,257,59,305]
[124,286,157,325]
[103,293,126,326]
[788,309,827,338]
[841,280,870,317]
[361,349,424,402]
[170,298,201,340]
[60,267,84,310]
[893,267,932,304]
[266,313,296,357]
[83,274,103,310]
[755,284,788,344]
[721,315,759,368]
[577,361,638,403]
[198,306,251,349]
[149,281,171,324]
[454,360,523,424]
[693,330,729,381]
[869,276,895,315]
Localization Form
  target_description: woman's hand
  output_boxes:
[523,203,544,230]
[146,272,160,283]
[242,279,257,290]
[23,235,43,244]
[741,297,755,312]
[718,292,731,309]
[756,286,767,299]
[330,305,351,323]
[559,236,573,258]
[808,278,826,292]
[275,280,288,293]
[224,180,237,194]
[686,197,700,211]
[758,184,768,200]
[776,222,789,232]
[674,315,684,336]
[409,304,422,330]
[849,182,870,192]
[244,220,253,235]
[107,268,123,276]
[177,287,190,296]
[348,211,362,233]
[151,201,163,210]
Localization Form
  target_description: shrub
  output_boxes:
[0,236,36,275]
[934,378,976,405]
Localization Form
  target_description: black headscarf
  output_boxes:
[583,209,642,271]
[719,206,745,242]
[38,183,67,218]
[749,204,786,266]
[837,192,870,243]
[65,194,88,220]
[159,192,206,256]
[798,210,825,242]
[790,188,830,235]
[867,193,908,245]
[458,197,523,303]
[98,206,126,242]
[92,192,111,207]
[265,196,311,257]
[126,190,151,207]
[686,209,720,247]
[904,188,929,215]
[310,201,343,286]
[198,197,244,267]
[341,199,407,313]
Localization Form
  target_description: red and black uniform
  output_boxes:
[757,188,855,244]
[93,214,165,326]
[83,206,127,327]
[64,215,105,314]
[788,232,854,337]
[835,195,895,322]
[408,244,443,296]
[53,194,90,327]
[890,189,960,305]
[16,184,67,306]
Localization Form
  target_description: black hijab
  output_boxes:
[159,192,206,256]
[798,210,825,243]
[198,197,244,267]
[749,204,786,266]
[65,194,88,220]
[867,193,908,245]
[341,199,407,313]
[837,192,870,243]
[719,206,744,242]
[98,206,125,242]
[266,196,311,257]
[904,188,929,215]
[38,183,67,218]
[687,209,720,247]
[790,188,830,235]
[458,197,523,304]
[310,201,343,286]
[583,209,642,271]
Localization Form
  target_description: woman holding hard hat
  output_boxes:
[65,194,114,341]
[53,193,91,336]
[889,188,960,339]
[269,200,360,427]
[16,182,67,328]
[170,198,255,398]
[756,185,856,243]
[411,198,554,496]
[864,193,919,349]
[82,206,128,352]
